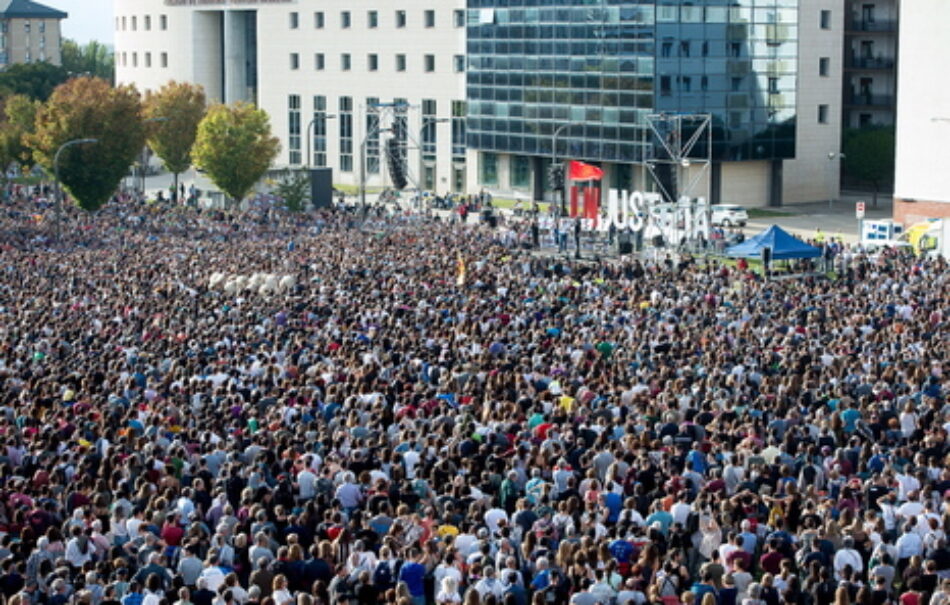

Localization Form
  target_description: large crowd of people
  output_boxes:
[0,192,947,605]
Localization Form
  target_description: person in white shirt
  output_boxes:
[833,537,863,581]
[896,523,924,562]
[473,566,505,600]
[296,463,317,501]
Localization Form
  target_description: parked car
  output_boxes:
[711,204,748,227]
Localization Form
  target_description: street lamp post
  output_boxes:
[304,113,337,169]
[827,151,845,209]
[140,116,168,197]
[552,121,582,215]
[419,117,449,193]
[54,138,98,242]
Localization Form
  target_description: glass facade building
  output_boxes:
[466,0,799,182]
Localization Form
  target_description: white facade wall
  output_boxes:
[893,0,950,205]
[115,0,466,191]
[782,0,844,206]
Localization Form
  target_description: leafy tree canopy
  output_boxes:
[144,81,207,176]
[61,39,115,84]
[192,102,280,204]
[28,77,146,211]
[0,62,69,101]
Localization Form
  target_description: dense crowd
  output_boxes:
[0,194,948,605]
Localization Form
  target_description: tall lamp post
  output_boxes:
[552,121,582,215]
[304,113,337,169]
[54,137,98,241]
[140,116,168,196]
[827,151,845,209]
[419,117,449,192]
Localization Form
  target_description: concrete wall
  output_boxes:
[5,17,62,65]
[893,0,950,222]
[720,161,770,207]
[782,0,844,205]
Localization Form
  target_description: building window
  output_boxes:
[131,16,136,31]
[395,10,406,28]
[452,100,466,162]
[132,52,137,67]
[341,53,351,71]
[424,10,435,27]
[341,11,351,28]
[396,54,406,72]
[368,54,378,71]
[679,41,690,57]
[424,54,435,72]
[314,53,324,70]
[314,12,324,28]
[700,75,708,91]
[339,96,353,173]
[312,95,328,167]
[859,113,873,127]
[120,17,125,31]
[480,152,498,186]
[145,52,151,68]
[731,77,743,92]
[820,9,831,29]
[660,76,671,96]
[454,9,465,27]
[290,12,298,29]
[422,99,437,161]
[288,95,301,166]
[819,57,830,76]
[454,55,464,73]
[681,76,692,93]
[24,20,30,33]
[290,53,299,70]
[368,10,378,28]
[512,155,531,189]
[115,17,119,31]
[818,104,829,123]
[144,15,150,30]
[39,21,45,33]
[160,15,167,30]
[160,52,167,68]
[661,41,672,57]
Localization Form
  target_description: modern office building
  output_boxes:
[115,0,844,207]
[841,0,897,130]
[892,0,950,224]
[0,0,67,68]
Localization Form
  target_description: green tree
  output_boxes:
[28,77,146,212]
[61,39,115,83]
[842,127,895,207]
[273,169,311,212]
[0,62,69,101]
[192,102,280,205]
[0,95,41,172]
[144,81,207,199]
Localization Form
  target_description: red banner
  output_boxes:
[568,160,604,181]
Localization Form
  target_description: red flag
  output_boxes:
[568,160,604,181]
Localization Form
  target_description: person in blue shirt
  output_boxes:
[645,502,674,536]
[397,548,426,605]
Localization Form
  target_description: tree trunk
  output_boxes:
[872,182,879,208]
[173,172,179,204]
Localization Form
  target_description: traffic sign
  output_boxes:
[856,201,865,219]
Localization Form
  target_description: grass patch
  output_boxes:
[492,198,552,212]
[333,184,386,196]
[747,208,795,218]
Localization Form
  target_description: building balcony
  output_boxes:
[845,56,896,70]
[847,19,897,33]
[845,92,895,107]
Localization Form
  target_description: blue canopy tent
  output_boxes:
[726,225,821,259]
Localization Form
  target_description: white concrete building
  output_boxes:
[115,0,467,193]
[893,0,950,224]
[115,0,843,206]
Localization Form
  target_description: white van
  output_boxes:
[710,204,748,227]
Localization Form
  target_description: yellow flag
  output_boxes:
[456,253,467,286]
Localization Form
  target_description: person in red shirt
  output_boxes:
[759,538,786,575]
[161,513,185,548]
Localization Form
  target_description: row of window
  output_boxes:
[292,52,463,74]
[300,9,465,30]
[115,14,167,32]
[0,20,47,34]
[119,51,168,69]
